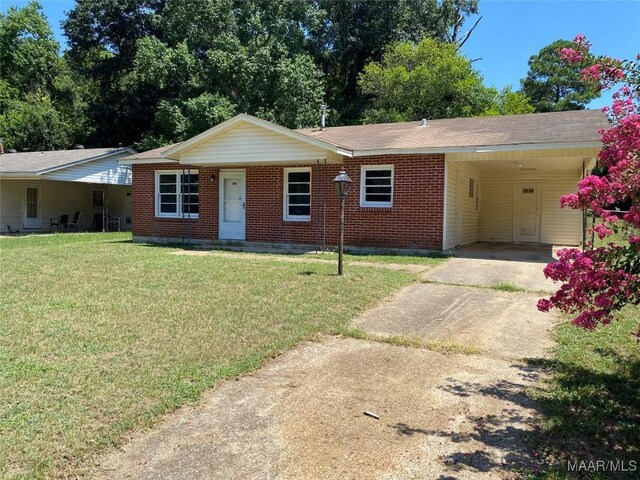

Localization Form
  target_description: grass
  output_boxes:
[0,233,417,479]
[304,250,447,266]
[336,326,481,354]
[525,306,640,479]
[492,282,526,292]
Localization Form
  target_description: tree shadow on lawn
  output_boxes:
[524,352,640,479]
[388,365,544,476]
[386,351,639,479]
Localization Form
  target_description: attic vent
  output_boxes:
[420,118,428,126]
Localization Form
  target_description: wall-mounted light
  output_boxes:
[210,174,216,182]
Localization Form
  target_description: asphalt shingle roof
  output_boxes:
[0,148,131,174]
[297,110,608,151]
[126,110,608,160]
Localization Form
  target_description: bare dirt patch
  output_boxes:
[97,337,544,480]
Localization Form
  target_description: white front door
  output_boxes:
[219,170,246,240]
[514,182,542,242]
[23,185,42,229]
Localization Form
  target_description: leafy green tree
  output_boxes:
[0,1,87,150]
[308,0,479,123]
[483,87,535,116]
[0,1,59,94]
[62,0,168,147]
[358,38,495,123]
[521,39,600,112]
[0,94,74,150]
[64,0,325,148]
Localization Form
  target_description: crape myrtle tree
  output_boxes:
[537,35,640,337]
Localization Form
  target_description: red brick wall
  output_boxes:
[131,164,217,240]
[132,154,445,250]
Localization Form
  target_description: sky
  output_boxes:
[2,0,640,109]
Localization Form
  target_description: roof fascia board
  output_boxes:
[37,148,136,174]
[163,114,353,159]
[0,172,39,178]
[119,157,178,165]
[351,141,602,157]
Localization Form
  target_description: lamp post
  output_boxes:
[333,170,353,276]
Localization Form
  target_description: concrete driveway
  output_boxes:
[96,251,556,480]
[427,243,562,293]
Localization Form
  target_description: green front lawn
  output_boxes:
[305,251,447,265]
[0,233,418,478]
[527,306,640,479]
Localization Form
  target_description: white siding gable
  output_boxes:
[178,123,340,164]
[41,152,132,185]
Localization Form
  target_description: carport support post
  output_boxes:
[333,170,353,276]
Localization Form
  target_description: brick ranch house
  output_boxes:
[121,110,607,252]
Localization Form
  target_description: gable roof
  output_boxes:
[163,114,351,159]
[124,109,607,163]
[297,109,608,154]
[0,147,135,175]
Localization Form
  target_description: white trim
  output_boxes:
[119,157,178,165]
[442,160,448,250]
[154,170,200,219]
[283,167,312,222]
[360,165,394,208]
[163,114,352,159]
[0,173,38,178]
[351,141,602,157]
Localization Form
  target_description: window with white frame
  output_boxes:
[155,171,199,218]
[92,189,104,208]
[284,168,311,221]
[360,165,393,207]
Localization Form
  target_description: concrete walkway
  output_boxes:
[96,250,556,480]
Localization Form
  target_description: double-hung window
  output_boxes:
[155,171,199,218]
[360,165,394,207]
[284,168,311,221]
[92,189,104,208]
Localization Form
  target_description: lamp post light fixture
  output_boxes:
[333,170,353,276]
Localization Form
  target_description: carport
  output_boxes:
[443,145,601,250]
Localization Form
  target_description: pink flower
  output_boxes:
[560,47,583,63]
[592,223,614,239]
[537,299,552,312]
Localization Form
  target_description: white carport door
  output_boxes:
[514,182,541,242]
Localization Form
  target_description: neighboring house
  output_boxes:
[0,147,135,233]
[122,110,607,252]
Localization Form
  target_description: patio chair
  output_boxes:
[68,211,82,231]
[50,214,69,232]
